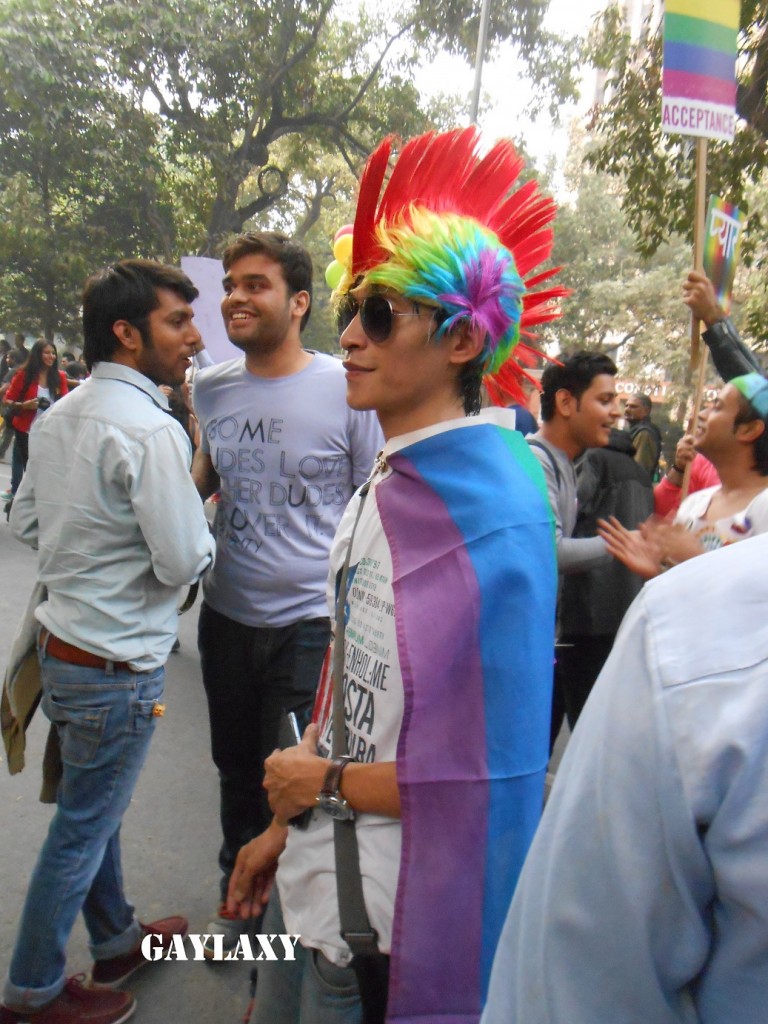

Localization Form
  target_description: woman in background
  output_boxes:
[3,340,68,498]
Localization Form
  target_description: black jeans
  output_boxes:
[557,634,616,728]
[198,602,330,899]
[11,428,28,494]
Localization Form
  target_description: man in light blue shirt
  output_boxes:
[3,260,215,1024]
[483,532,768,1024]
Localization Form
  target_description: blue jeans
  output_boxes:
[198,604,330,900]
[250,890,362,1024]
[3,642,164,1009]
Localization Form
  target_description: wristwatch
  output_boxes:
[316,756,355,820]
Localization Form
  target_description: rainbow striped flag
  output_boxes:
[662,0,740,142]
[376,416,556,1022]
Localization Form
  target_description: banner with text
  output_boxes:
[662,0,740,142]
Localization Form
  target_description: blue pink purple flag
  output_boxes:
[376,420,556,1022]
[703,195,746,315]
[662,0,740,142]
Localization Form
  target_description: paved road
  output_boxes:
[0,457,254,1022]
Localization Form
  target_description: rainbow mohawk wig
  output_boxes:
[344,127,567,402]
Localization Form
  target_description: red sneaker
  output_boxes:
[0,976,134,1024]
[90,916,188,988]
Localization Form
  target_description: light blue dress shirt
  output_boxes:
[483,532,768,1024]
[11,362,215,670]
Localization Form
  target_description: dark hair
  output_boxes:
[540,351,618,422]
[20,339,62,400]
[7,348,28,369]
[81,259,199,371]
[222,231,313,332]
[442,305,489,415]
[634,393,652,415]
[734,392,768,476]
[455,355,483,416]
[65,360,89,381]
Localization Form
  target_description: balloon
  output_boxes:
[325,260,344,290]
[332,233,353,264]
[333,224,354,243]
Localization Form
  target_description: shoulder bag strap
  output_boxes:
[330,482,381,957]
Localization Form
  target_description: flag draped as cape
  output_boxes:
[374,416,556,1023]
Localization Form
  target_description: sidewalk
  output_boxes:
[0,522,255,1023]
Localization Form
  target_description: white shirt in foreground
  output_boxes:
[483,531,768,1024]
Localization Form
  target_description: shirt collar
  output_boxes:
[90,362,171,411]
[383,407,516,460]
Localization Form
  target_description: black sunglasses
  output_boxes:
[337,294,440,344]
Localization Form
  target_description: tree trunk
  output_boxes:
[200,164,252,256]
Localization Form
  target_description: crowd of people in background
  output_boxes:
[0,338,91,505]
[1,127,767,1024]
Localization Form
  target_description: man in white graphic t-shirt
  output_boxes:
[225,128,562,1024]
[599,373,768,575]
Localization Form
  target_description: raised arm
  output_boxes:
[683,271,761,381]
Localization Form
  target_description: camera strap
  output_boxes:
[330,480,381,959]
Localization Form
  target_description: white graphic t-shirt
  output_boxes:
[278,414,509,965]
[677,485,768,551]
[277,457,403,965]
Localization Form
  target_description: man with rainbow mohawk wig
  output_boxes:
[227,127,564,1024]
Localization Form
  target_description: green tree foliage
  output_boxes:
[96,0,580,251]
[412,0,581,118]
[737,167,768,350]
[545,134,717,414]
[584,1,768,270]
[95,0,425,252]
[545,140,767,436]
[0,0,583,338]
[0,0,179,338]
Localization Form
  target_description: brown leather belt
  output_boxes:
[39,628,131,672]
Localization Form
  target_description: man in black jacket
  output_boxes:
[558,429,654,726]
[683,270,763,380]
[623,393,661,480]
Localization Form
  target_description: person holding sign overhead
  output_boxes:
[683,270,762,382]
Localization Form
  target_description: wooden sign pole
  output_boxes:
[681,136,709,502]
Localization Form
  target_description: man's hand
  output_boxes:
[226,819,288,920]
[597,516,663,580]
[673,434,696,470]
[682,271,725,328]
[598,516,705,578]
[650,520,704,567]
[264,722,326,822]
